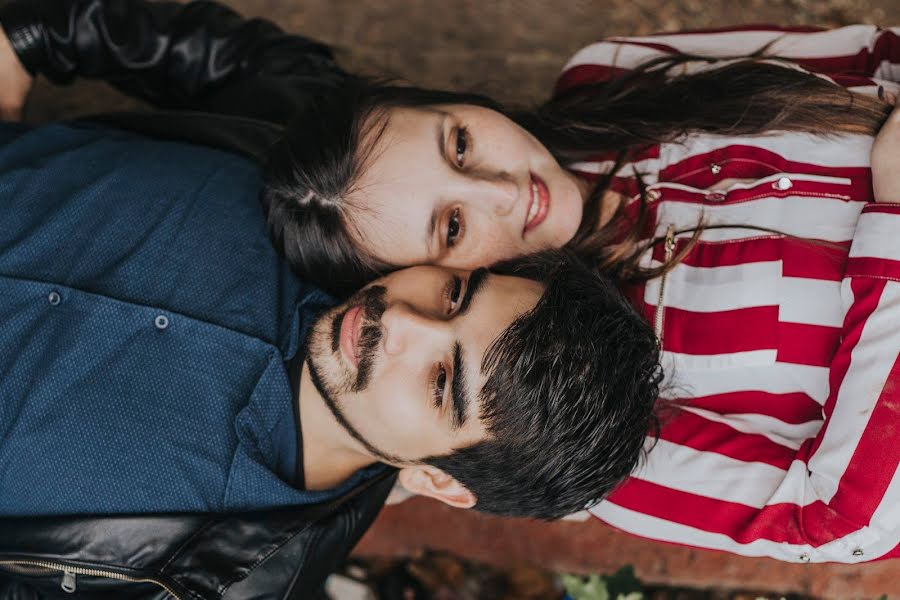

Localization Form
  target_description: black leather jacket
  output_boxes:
[0,2,394,598]
[1,0,355,160]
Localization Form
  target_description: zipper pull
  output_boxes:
[663,224,677,259]
[61,570,77,593]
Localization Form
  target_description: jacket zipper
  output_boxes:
[0,559,184,599]
[654,224,677,345]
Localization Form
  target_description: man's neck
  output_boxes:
[296,361,375,491]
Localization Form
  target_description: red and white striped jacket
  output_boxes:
[557,25,900,563]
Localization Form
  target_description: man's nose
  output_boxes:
[382,303,448,356]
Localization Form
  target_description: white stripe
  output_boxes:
[874,60,900,82]
[663,349,778,371]
[658,132,872,168]
[654,196,863,243]
[635,439,792,509]
[779,277,844,328]
[849,210,900,262]
[678,405,821,450]
[808,281,900,503]
[608,26,885,61]
[662,360,830,405]
[645,261,780,313]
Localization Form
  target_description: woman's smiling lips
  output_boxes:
[339,304,364,367]
[524,173,550,234]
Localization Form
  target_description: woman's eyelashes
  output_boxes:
[455,126,469,167]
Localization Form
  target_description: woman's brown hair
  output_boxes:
[520,55,892,281]
[263,55,891,295]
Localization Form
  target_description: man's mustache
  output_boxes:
[331,285,387,391]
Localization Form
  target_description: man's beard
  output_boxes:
[306,285,403,464]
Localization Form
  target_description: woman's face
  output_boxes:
[346,104,589,270]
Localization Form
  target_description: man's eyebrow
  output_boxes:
[426,113,451,251]
[457,267,489,316]
[450,342,468,431]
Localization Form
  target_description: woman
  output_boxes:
[261,25,900,563]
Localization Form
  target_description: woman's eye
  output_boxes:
[433,364,447,408]
[446,208,462,248]
[447,208,462,248]
[455,127,468,166]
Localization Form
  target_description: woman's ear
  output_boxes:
[397,465,476,509]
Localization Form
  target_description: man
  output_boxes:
[0,118,661,597]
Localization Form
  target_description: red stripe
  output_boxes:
[871,30,900,70]
[662,306,778,355]
[658,146,872,198]
[652,236,781,267]
[860,203,900,216]
[684,391,823,426]
[846,257,900,282]
[649,237,848,283]
[829,352,900,522]
[781,238,848,281]
[808,278,885,458]
[660,410,796,470]
[777,322,840,368]
[607,478,861,546]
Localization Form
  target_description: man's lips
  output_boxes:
[339,304,364,368]
[524,173,550,234]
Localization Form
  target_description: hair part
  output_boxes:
[425,250,664,520]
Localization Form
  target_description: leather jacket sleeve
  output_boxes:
[0,0,353,124]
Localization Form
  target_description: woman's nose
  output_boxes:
[472,175,519,217]
[382,302,448,356]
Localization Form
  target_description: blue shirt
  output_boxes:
[0,123,372,516]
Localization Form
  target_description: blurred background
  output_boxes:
[25,0,898,118]
[23,1,900,599]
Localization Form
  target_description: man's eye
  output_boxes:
[446,208,462,248]
[432,363,447,408]
[444,275,462,314]
[455,127,468,166]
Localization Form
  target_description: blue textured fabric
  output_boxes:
[0,122,368,516]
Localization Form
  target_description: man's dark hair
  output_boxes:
[425,250,663,520]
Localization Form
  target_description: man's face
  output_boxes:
[305,265,544,464]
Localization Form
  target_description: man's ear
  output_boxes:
[397,465,476,509]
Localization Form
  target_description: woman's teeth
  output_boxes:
[527,182,540,224]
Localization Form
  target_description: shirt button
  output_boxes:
[154,315,170,330]
[852,548,864,557]
[798,553,811,562]
[48,291,61,306]
[705,191,726,202]
[710,163,722,175]
[774,176,793,191]
[647,189,662,202]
